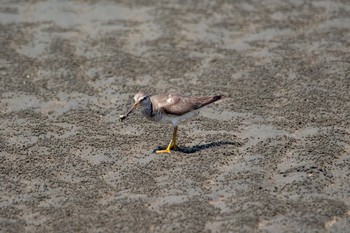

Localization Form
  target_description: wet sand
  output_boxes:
[1,0,350,232]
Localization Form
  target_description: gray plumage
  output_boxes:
[120,91,222,153]
[151,93,221,116]
[129,91,221,126]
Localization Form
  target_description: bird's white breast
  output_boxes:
[160,110,198,126]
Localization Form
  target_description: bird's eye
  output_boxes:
[140,96,147,101]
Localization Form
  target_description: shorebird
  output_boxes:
[120,91,222,154]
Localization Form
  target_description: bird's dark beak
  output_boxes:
[119,100,140,121]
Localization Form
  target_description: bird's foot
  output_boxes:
[155,148,172,154]
[155,142,177,154]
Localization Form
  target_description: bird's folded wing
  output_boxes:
[153,94,218,116]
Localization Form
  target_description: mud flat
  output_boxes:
[1,0,349,232]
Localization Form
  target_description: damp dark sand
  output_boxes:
[1,1,349,232]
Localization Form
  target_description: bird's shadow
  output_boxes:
[153,141,241,154]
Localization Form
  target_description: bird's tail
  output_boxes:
[194,95,222,109]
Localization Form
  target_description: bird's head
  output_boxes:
[120,91,150,121]
[134,91,150,104]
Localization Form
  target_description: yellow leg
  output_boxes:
[172,126,178,149]
[156,126,178,154]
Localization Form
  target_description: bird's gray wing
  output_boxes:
[151,94,221,116]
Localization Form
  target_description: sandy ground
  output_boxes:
[1,0,350,232]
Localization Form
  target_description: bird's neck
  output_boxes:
[141,101,153,117]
